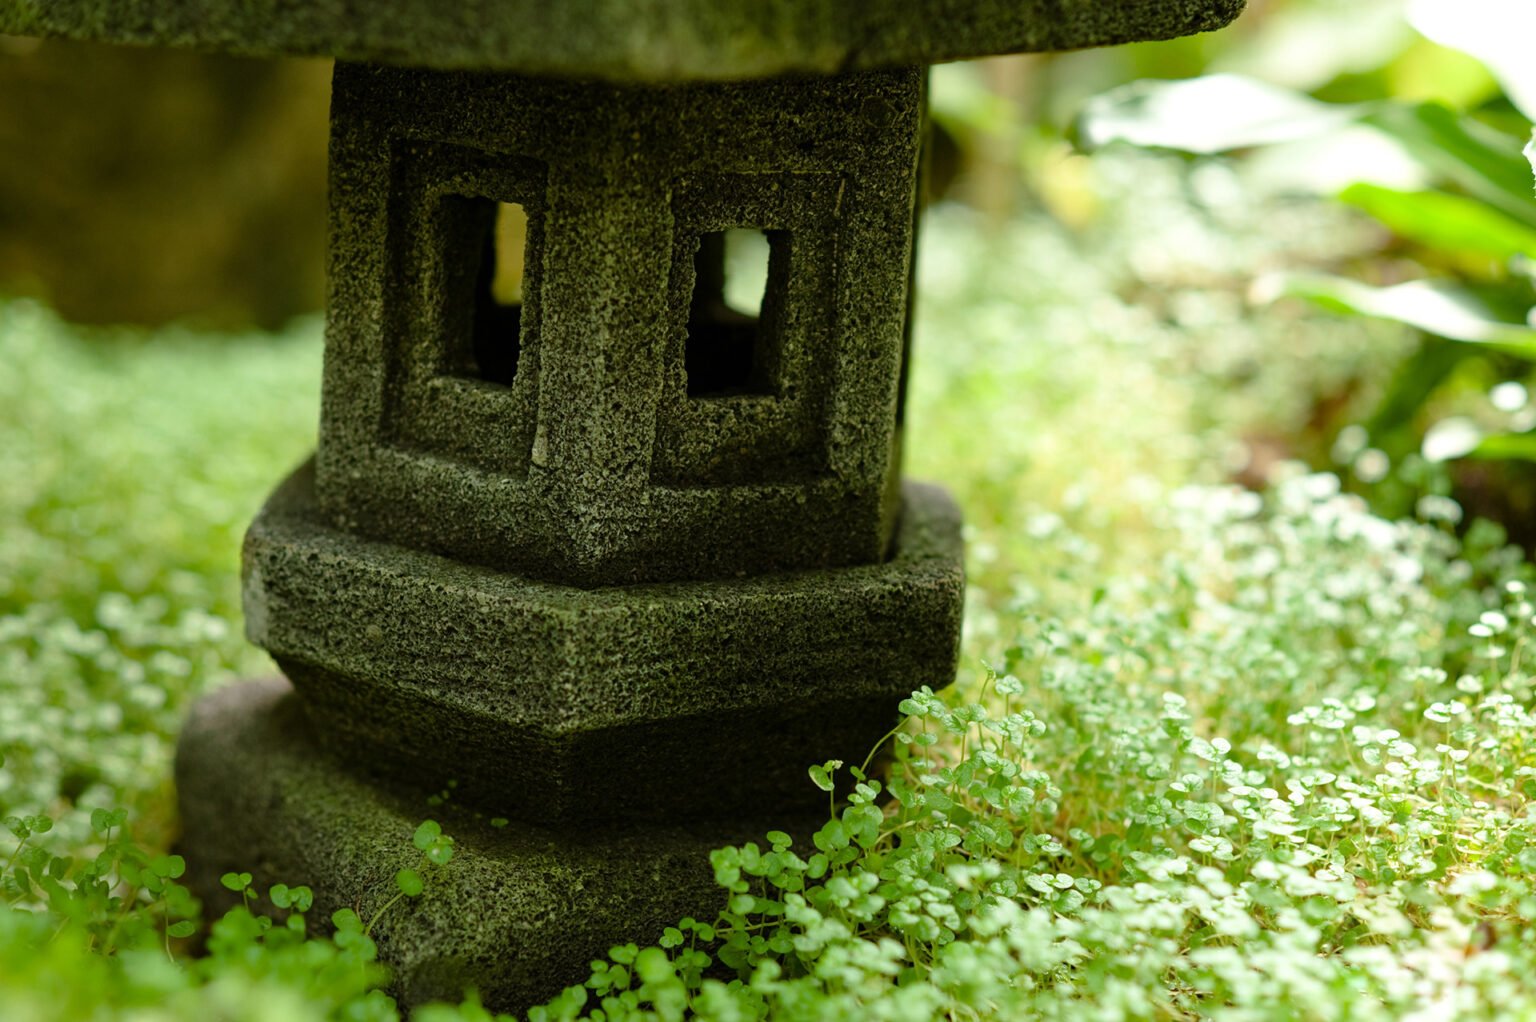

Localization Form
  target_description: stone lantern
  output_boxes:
[2,0,1244,1010]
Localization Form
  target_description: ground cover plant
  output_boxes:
[5,57,1536,1021]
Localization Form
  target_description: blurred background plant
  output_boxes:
[0,37,328,328]
[932,0,1536,538]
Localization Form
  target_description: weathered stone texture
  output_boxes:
[318,64,924,586]
[1,1,1247,81]
[177,678,804,1013]
[246,461,965,822]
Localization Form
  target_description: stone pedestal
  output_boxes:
[168,62,970,1009]
[179,678,814,1011]
[180,470,962,1009]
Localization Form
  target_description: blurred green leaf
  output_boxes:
[219,872,252,893]
[1470,431,1536,460]
[1339,183,1536,261]
[149,854,185,880]
[929,63,1022,139]
[1258,272,1536,354]
[1385,37,1502,111]
[1363,103,1536,227]
[1076,74,1360,154]
[412,820,440,851]
[1364,338,1471,448]
[394,869,424,898]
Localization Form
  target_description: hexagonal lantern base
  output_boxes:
[176,678,812,1013]
[239,461,964,823]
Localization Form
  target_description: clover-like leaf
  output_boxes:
[395,868,424,897]
[150,854,185,879]
[808,760,842,793]
[331,908,364,932]
[412,820,442,851]
[424,838,455,867]
[220,871,253,893]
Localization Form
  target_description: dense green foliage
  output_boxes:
[1074,2,1536,500]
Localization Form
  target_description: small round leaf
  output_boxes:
[412,820,442,851]
[151,854,186,879]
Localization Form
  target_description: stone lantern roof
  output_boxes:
[1,0,1244,80]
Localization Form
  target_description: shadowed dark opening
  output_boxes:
[470,201,527,387]
[685,229,782,397]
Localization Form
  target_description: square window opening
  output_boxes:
[686,229,784,398]
[467,200,528,387]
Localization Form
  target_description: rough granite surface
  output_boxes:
[319,64,922,585]
[245,461,964,822]
[176,677,806,1014]
[0,1,1248,81]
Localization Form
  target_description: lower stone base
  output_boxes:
[176,678,803,1012]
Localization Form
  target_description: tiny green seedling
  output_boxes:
[364,819,456,936]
